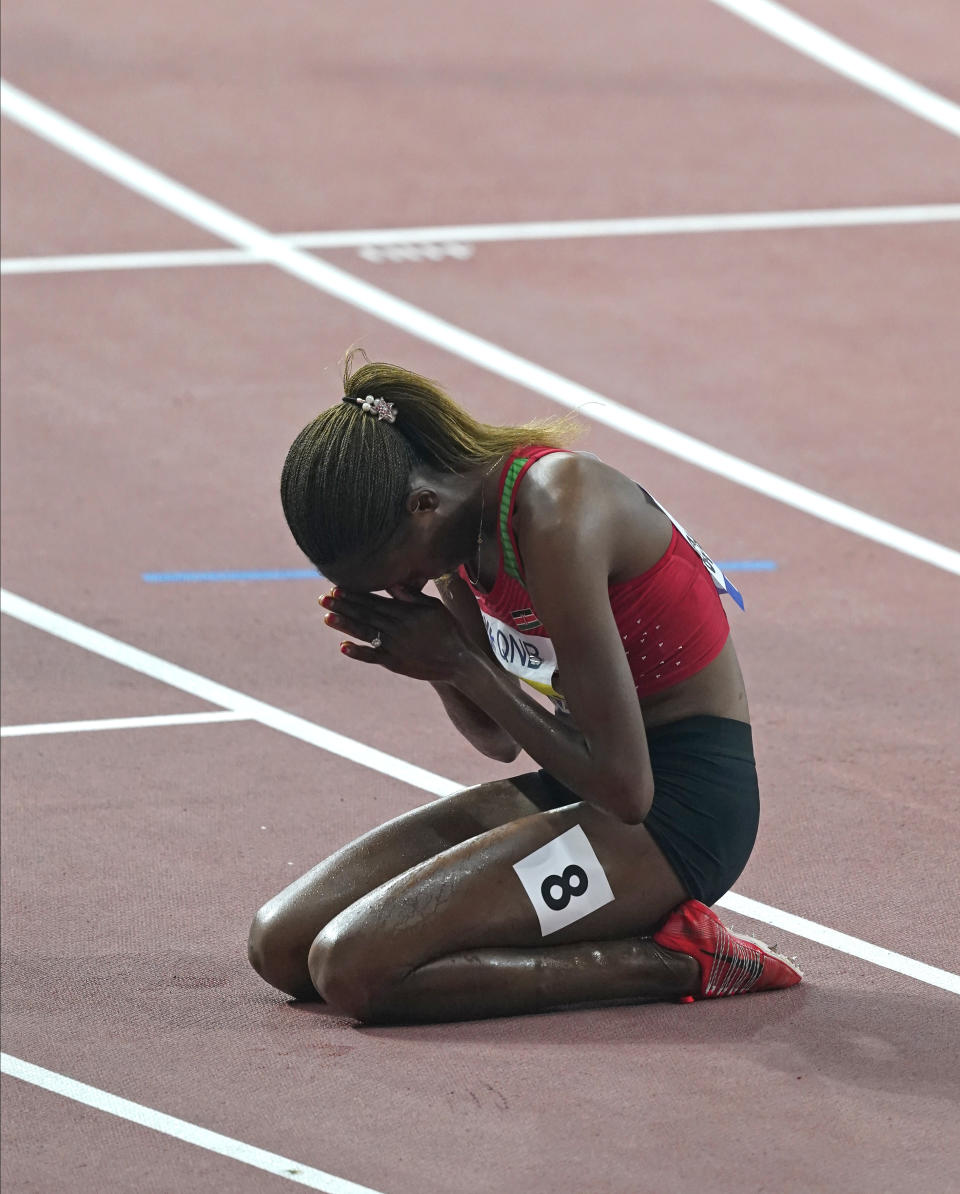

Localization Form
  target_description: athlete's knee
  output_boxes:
[246,904,274,976]
[247,903,316,1000]
[308,921,392,1021]
[246,904,282,982]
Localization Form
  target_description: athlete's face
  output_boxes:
[324,485,475,594]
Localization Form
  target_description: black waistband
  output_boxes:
[645,714,753,747]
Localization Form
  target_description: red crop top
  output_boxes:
[457,446,735,712]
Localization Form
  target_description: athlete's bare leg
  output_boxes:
[248,774,574,999]
[308,802,700,1022]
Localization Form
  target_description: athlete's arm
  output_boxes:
[449,457,653,822]
[428,574,522,764]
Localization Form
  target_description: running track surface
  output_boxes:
[2,2,959,1192]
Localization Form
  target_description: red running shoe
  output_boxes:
[654,900,803,999]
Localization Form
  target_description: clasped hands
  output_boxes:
[319,584,478,684]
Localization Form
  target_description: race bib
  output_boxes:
[481,612,569,713]
[513,824,615,935]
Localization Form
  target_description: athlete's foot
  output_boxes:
[653,899,803,999]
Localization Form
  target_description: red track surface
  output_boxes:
[2,2,959,1191]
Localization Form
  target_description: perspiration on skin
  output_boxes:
[253,356,771,1023]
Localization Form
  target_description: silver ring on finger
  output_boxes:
[370,634,383,649]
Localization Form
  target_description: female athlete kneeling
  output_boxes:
[248,352,802,1023]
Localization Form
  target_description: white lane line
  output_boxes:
[1,1054,386,1194]
[1,710,249,737]
[3,586,959,995]
[0,247,255,274]
[717,892,960,994]
[3,204,959,275]
[707,0,960,138]
[288,203,960,248]
[0,590,458,797]
[1,80,958,578]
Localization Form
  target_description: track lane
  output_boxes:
[4,2,959,1191]
[3,720,959,1194]
[3,78,958,575]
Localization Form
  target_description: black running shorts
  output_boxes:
[518,715,760,907]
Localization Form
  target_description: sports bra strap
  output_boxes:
[498,455,530,582]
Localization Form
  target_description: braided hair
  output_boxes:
[280,349,580,573]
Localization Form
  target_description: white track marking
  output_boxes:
[356,241,475,264]
[0,247,255,274]
[0,590,457,797]
[0,1054,386,1194]
[3,587,959,995]
[717,892,960,994]
[287,203,960,248]
[707,0,960,137]
[0,33,953,1192]
[2,81,959,577]
[0,710,248,737]
[3,204,959,275]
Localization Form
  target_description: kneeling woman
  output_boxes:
[248,353,802,1023]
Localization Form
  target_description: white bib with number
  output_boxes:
[513,824,615,935]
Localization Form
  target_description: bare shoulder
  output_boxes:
[515,452,650,518]
[514,453,608,528]
[513,452,670,578]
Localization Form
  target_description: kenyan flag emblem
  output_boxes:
[512,608,542,631]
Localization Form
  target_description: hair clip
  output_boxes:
[343,393,397,424]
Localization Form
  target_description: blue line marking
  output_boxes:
[714,560,778,572]
[142,561,776,583]
[142,569,321,583]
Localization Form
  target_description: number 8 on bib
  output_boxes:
[513,825,615,935]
